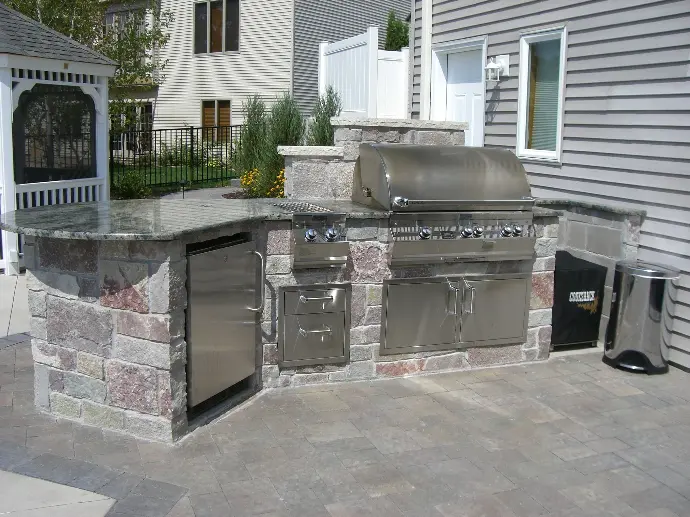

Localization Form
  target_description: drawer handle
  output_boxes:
[298,326,332,337]
[299,295,334,303]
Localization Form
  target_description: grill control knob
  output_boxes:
[419,227,432,240]
[461,227,474,238]
[501,225,514,237]
[305,229,318,242]
[513,225,523,236]
[473,226,484,238]
[325,227,339,242]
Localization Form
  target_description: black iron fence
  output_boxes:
[110,125,243,189]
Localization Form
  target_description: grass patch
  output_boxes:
[112,165,238,187]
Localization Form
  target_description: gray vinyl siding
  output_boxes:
[412,0,690,368]
[153,0,294,128]
[293,0,410,115]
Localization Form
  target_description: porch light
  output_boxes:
[485,57,502,82]
[485,55,510,82]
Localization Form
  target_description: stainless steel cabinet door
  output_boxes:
[382,280,458,354]
[460,277,529,346]
[187,241,258,408]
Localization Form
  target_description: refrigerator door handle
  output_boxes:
[247,250,265,313]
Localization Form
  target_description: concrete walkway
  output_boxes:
[0,471,114,516]
[0,274,29,340]
[161,185,242,200]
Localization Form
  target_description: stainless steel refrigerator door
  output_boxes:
[187,241,258,408]
[459,276,529,346]
[381,279,458,354]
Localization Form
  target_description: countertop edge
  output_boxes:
[535,199,646,217]
[0,210,390,241]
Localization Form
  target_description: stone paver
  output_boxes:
[0,338,689,516]
[1,274,29,340]
[0,470,114,515]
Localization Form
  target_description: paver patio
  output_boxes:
[1,333,689,516]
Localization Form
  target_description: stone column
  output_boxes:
[27,237,188,443]
[525,215,559,361]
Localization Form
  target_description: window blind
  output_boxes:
[527,38,561,152]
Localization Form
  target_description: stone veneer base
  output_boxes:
[260,216,558,389]
[25,214,557,443]
[26,236,191,443]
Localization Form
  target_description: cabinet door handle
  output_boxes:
[247,250,265,313]
[462,279,476,315]
[446,280,459,316]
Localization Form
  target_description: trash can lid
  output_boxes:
[615,260,680,279]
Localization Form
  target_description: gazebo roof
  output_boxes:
[0,3,116,67]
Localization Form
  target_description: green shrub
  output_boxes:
[111,169,152,199]
[158,140,210,167]
[385,10,409,51]
[258,94,305,196]
[232,95,268,182]
[307,86,342,146]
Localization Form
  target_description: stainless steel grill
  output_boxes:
[352,144,536,265]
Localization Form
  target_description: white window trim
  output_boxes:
[516,26,567,162]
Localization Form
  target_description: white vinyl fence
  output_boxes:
[318,27,409,119]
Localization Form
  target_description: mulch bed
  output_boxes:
[222,191,249,199]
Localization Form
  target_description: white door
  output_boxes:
[446,49,484,147]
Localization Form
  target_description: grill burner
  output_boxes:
[275,202,332,213]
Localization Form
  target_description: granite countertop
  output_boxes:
[532,207,561,217]
[0,199,388,241]
[535,198,646,217]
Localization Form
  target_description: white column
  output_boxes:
[318,41,329,97]
[366,26,379,118]
[0,67,19,276]
[96,78,110,201]
[420,0,433,120]
[401,47,411,119]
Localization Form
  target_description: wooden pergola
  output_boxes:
[0,4,116,275]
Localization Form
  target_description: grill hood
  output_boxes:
[352,144,534,212]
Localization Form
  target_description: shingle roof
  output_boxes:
[0,3,116,67]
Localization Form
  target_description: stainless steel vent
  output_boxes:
[275,202,332,213]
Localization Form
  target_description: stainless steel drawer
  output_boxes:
[281,313,347,367]
[284,288,347,314]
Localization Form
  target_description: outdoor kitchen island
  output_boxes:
[1,162,560,443]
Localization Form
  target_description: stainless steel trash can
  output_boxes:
[604,260,680,374]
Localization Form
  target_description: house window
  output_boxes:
[202,100,231,140]
[194,0,240,54]
[110,102,154,153]
[517,27,566,161]
[105,9,145,39]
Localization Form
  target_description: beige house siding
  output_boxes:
[411,0,690,368]
[153,0,294,128]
